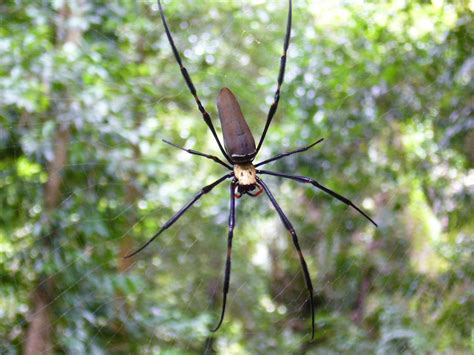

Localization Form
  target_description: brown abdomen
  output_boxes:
[217,88,256,163]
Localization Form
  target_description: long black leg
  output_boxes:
[258,170,377,227]
[157,0,231,163]
[211,180,237,332]
[255,138,324,168]
[255,0,292,155]
[125,173,233,258]
[162,139,233,170]
[257,177,315,340]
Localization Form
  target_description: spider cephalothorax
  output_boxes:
[233,163,263,197]
[127,0,377,340]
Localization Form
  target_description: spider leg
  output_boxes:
[125,173,233,258]
[257,177,315,340]
[257,170,378,227]
[211,180,237,332]
[255,138,324,167]
[157,0,231,163]
[255,0,292,155]
[162,139,232,170]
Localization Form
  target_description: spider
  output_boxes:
[126,0,377,340]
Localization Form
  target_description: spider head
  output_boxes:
[233,163,263,198]
[234,163,257,186]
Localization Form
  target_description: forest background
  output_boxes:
[0,0,473,353]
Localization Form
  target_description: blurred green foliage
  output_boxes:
[0,0,473,353]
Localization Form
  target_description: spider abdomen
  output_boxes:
[217,88,256,163]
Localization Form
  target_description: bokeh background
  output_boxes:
[1,0,473,353]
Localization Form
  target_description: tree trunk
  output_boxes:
[24,126,70,354]
[23,2,83,353]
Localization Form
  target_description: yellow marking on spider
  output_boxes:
[234,163,257,186]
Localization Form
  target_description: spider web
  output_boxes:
[1,0,472,354]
